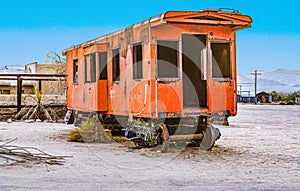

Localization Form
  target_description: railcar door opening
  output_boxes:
[182,34,207,109]
[97,51,108,111]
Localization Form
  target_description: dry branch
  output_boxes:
[0,139,71,166]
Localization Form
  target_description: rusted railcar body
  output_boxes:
[63,9,252,150]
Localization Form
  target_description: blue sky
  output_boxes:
[0,0,299,74]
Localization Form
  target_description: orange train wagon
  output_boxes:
[63,9,252,151]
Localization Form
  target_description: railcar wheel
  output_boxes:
[200,123,220,150]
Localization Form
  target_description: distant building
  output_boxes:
[0,82,12,95]
[0,63,65,95]
[0,65,28,74]
[25,62,65,95]
[25,62,58,74]
[237,95,256,103]
[237,89,256,103]
[0,65,34,95]
[0,82,34,95]
[256,91,271,103]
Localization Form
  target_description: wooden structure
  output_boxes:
[256,91,271,103]
[0,74,66,112]
[63,9,252,150]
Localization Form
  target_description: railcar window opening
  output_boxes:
[84,53,96,83]
[90,53,96,82]
[211,42,231,79]
[84,54,90,83]
[112,48,120,82]
[156,40,179,80]
[98,52,108,80]
[133,43,143,80]
[73,59,79,84]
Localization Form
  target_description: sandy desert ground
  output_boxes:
[0,104,299,191]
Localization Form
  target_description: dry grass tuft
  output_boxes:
[68,117,112,143]
[68,128,83,142]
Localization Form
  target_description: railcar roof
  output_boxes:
[62,9,252,54]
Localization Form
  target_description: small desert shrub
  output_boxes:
[68,117,112,143]
[68,128,83,142]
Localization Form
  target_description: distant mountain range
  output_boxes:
[238,69,300,95]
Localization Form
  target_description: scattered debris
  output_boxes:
[0,138,71,166]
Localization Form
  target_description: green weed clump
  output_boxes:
[68,117,112,143]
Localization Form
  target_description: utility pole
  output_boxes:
[251,70,261,104]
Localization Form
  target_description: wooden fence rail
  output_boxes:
[0,74,66,112]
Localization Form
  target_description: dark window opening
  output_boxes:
[84,53,96,83]
[157,40,179,78]
[73,59,78,84]
[98,52,108,80]
[211,43,231,78]
[3,90,10,95]
[84,54,89,82]
[90,53,96,82]
[112,48,120,82]
[133,43,143,79]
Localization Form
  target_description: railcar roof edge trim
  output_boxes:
[62,9,252,55]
